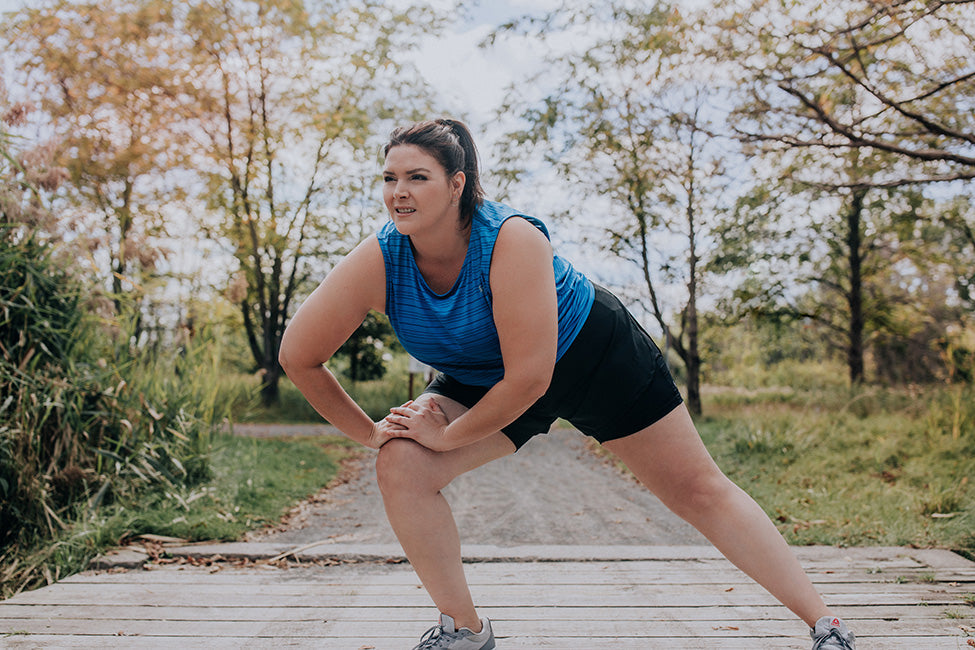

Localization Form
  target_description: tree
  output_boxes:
[10,1,189,317]
[723,155,970,384]
[496,2,735,415]
[336,312,399,383]
[184,0,437,406]
[720,0,975,188]
[709,0,975,383]
[0,84,67,234]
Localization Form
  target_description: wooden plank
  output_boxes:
[10,576,975,598]
[83,543,975,571]
[4,589,969,609]
[3,616,971,638]
[1,635,970,650]
[4,603,959,622]
[58,563,975,586]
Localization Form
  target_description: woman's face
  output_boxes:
[383,144,465,236]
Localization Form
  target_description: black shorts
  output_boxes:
[424,285,684,450]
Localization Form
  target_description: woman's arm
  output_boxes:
[278,236,395,449]
[387,217,558,451]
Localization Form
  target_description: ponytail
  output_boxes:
[384,119,484,228]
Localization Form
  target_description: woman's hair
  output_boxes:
[383,118,484,228]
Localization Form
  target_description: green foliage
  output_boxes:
[343,367,411,421]
[0,227,229,597]
[1,228,87,548]
[336,311,400,382]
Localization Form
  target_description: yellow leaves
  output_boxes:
[815,91,834,115]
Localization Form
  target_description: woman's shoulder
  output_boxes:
[475,200,550,241]
[476,200,526,223]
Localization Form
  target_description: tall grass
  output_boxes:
[0,228,230,597]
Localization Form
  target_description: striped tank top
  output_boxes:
[377,200,595,387]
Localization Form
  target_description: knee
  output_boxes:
[661,470,741,522]
[375,438,442,498]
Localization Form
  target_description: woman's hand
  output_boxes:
[365,418,407,450]
[384,398,451,452]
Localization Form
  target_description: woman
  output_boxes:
[278,119,856,650]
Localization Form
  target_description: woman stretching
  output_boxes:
[278,118,856,650]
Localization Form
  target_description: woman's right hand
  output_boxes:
[365,418,407,450]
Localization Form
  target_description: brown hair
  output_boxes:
[383,119,484,228]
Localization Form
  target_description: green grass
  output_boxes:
[104,433,362,542]
[226,356,414,424]
[1,433,360,598]
[696,384,975,554]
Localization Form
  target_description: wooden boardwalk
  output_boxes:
[1,545,973,648]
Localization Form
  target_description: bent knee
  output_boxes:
[375,438,443,497]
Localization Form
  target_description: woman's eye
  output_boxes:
[411,174,427,181]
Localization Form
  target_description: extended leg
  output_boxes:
[604,404,832,627]
[375,394,515,632]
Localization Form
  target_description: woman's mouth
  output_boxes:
[395,207,416,215]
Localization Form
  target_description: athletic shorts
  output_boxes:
[424,284,684,450]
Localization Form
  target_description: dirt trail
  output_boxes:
[234,423,708,547]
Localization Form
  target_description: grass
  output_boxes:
[1,432,360,598]
[102,433,363,542]
[695,383,975,554]
[583,368,974,557]
[225,356,414,424]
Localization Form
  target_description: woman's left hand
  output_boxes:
[384,399,450,452]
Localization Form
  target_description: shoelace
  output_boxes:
[815,629,854,650]
[413,623,463,649]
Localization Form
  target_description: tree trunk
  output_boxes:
[685,349,702,416]
[683,142,702,416]
[260,364,280,408]
[846,189,867,384]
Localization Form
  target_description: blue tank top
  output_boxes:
[377,200,595,387]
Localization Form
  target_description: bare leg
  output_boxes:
[375,394,515,632]
[604,404,831,627]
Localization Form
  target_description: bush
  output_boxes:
[1,229,90,550]
[0,227,226,597]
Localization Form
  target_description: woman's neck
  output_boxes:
[411,222,470,264]
[411,224,471,293]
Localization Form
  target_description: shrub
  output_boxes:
[0,227,226,596]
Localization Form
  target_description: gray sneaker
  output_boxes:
[810,616,856,650]
[412,613,495,650]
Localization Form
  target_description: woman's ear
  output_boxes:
[451,171,466,204]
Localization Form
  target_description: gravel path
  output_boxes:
[233,423,708,547]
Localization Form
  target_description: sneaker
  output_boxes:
[412,613,495,650]
[810,616,856,650]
